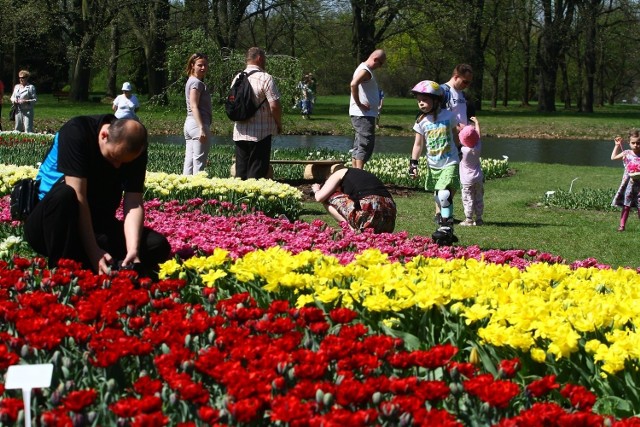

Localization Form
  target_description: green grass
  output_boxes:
[3,96,637,269]
[12,93,640,140]
[300,162,633,269]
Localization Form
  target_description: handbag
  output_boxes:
[9,104,17,121]
[10,178,40,221]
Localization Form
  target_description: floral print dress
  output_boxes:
[612,150,640,208]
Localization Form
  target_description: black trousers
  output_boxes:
[234,135,272,180]
[23,183,171,276]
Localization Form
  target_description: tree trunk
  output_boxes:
[536,0,575,112]
[107,21,119,99]
[70,34,97,101]
[502,65,509,107]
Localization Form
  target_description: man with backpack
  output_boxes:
[230,47,282,180]
[440,64,474,126]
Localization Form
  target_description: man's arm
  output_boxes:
[269,99,282,134]
[350,69,372,111]
[64,176,111,273]
[122,192,144,266]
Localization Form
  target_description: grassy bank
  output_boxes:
[10,93,640,140]
[300,162,633,269]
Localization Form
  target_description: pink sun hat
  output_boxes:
[459,125,479,148]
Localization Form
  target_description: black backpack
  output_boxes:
[225,70,266,121]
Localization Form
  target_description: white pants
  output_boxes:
[15,108,34,133]
[183,117,211,175]
[461,181,484,220]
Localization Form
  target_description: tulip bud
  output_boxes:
[277,362,288,374]
[161,343,170,354]
[20,344,30,358]
[322,392,334,407]
[399,412,412,427]
[286,367,296,381]
[372,391,382,405]
[469,346,481,365]
[315,389,324,404]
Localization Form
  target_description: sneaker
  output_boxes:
[459,219,475,226]
[474,219,484,226]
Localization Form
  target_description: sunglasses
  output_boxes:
[18,77,26,80]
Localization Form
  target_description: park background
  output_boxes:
[1,0,639,116]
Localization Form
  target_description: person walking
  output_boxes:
[349,49,386,169]
[112,82,140,120]
[408,80,461,246]
[232,47,282,180]
[183,53,213,175]
[10,70,37,133]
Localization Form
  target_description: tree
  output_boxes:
[211,0,254,49]
[122,0,172,104]
[61,0,120,101]
[536,0,576,111]
[350,0,418,62]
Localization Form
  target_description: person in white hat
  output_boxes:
[112,82,140,120]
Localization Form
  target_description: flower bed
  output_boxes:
[0,166,303,220]
[0,259,637,426]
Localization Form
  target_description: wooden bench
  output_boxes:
[230,159,346,180]
[52,91,69,102]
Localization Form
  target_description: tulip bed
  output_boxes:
[2,135,640,425]
[1,193,640,425]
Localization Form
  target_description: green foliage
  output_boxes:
[165,29,303,112]
[544,189,617,212]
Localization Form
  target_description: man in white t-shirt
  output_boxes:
[441,64,473,125]
[349,49,386,169]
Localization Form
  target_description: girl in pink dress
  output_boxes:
[611,130,640,231]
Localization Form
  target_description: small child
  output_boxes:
[458,116,484,226]
[611,130,640,231]
[407,80,461,245]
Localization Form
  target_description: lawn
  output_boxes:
[10,93,640,140]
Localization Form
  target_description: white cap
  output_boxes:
[122,82,132,91]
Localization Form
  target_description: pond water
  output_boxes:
[150,134,619,168]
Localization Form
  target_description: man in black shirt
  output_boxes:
[24,115,170,276]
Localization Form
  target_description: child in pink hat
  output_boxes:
[459,117,484,226]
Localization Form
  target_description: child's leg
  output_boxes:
[619,206,630,231]
[461,185,473,221]
[474,183,485,222]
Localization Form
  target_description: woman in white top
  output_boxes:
[112,82,140,120]
[182,53,212,175]
[10,70,37,132]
